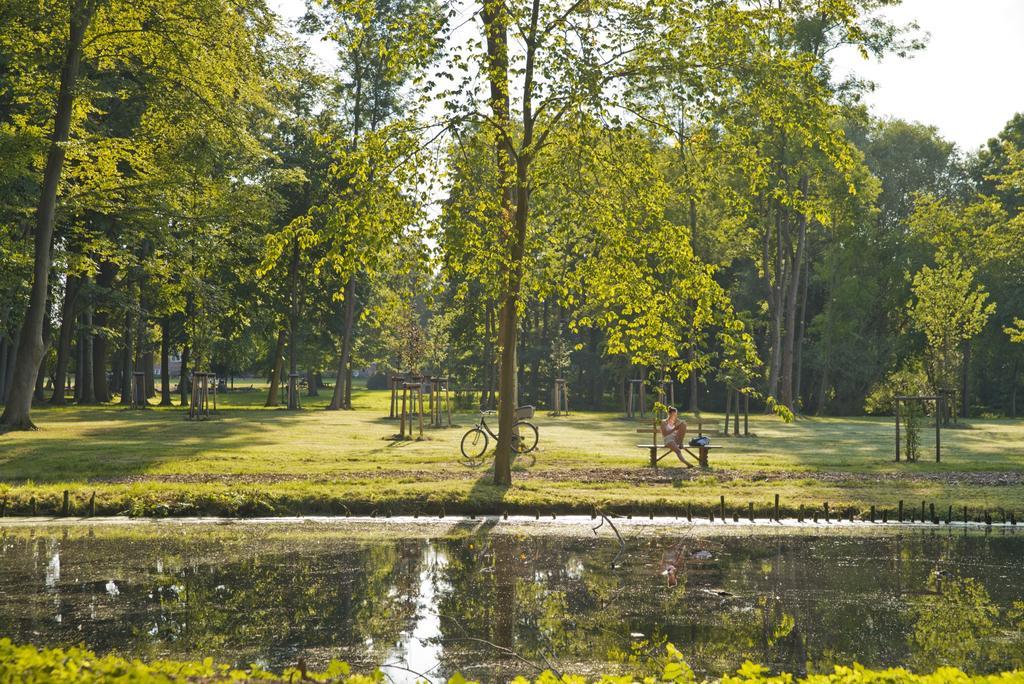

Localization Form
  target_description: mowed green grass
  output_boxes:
[1,382,1023,518]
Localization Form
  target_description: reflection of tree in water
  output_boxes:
[0,533,426,671]
[432,534,686,680]
[910,574,1024,672]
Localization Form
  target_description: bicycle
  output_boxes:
[459,407,539,467]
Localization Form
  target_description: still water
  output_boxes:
[1,521,1022,681]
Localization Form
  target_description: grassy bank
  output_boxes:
[1,385,1023,519]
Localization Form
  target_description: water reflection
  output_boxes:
[0,525,1022,681]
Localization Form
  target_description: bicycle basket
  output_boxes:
[515,405,535,420]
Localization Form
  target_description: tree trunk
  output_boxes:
[143,351,155,399]
[50,276,82,405]
[265,328,286,407]
[178,343,190,407]
[1,0,93,429]
[118,309,133,405]
[0,336,8,401]
[793,242,810,411]
[91,260,116,402]
[1011,358,1018,419]
[79,305,95,403]
[159,317,172,406]
[3,334,19,404]
[961,343,971,418]
[766,204,785,402]
[345,361,353,407]
[779,188,807,410]
[286,239,300,410]
[328,277,356,410]
[92,313,110,402]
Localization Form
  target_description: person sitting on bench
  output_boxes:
[661,407,694,467]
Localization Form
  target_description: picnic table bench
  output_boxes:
[634,426,722,468]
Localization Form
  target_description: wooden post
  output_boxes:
[444,378,452,426]
[824,501,829,523]
[749,501,754,522]
[640,381,646,418]
[400,384,407,438]
[773,494,780,522]
[719,495,725,521]
[935,402,941,462]
[417,384,425,438]
[62,490,69,516]
[734,399,739,436]
[930,502,936,524]
[797,504,803,522]
[30,496,36,516]
[686,503,692,521]
[898,500,904,523]
[870,505,875,523]
[0,497,6,518]
[89,492,96,517]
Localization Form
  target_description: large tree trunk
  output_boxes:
[264,328,286,407]
[2,334,19,404]
[92,312,110,402]
[779,189,807,410]
[143,350,155,399]
[178,343,190,407]
[328,277,357,410]
[159,317,172,406]
[50,276,82,405]
[961,343,971,418]
[793,243,810,411]
[1,1,93,429]
[118,309,133,405]
[766,205,785,402]
[79,305,95,403]
[286,240,300,410]
[0,336,8,401]
[91,260,117,402]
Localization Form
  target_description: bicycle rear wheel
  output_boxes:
[459,428,489,466]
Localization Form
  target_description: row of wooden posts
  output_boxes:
[389,375,453,439]
[123,369,218,420]
[6,491,1016,526]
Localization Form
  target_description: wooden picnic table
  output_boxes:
[634,426,721,468]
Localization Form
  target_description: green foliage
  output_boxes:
[1,639,1022,683]
[863,359,931,415]
[907,252,996,392]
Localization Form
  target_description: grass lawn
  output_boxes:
[1,382,1023,519]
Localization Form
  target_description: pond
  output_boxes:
[1,520,1022,681]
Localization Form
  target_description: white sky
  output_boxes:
[269,0,1024,152]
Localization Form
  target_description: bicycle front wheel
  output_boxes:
[512,421,538,454]
[460,428,489,466]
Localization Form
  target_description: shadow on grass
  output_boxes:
[0,405,319,484]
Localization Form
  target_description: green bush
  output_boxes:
[1,639,1022,684]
